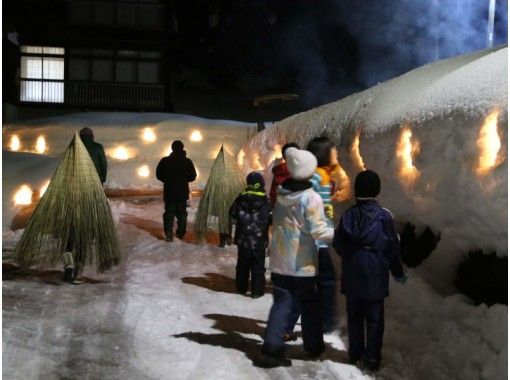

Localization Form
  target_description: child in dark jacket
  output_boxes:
[333,170,407,372]
[229,172,272,298]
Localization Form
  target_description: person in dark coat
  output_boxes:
[269,142,299,208]
[332,170,407,372]
[229,172,272,298]
[156,140,197,241]
[79,127,107,184]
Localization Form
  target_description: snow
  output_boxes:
[2,197,506,379]
[2,112,257,230]
[240,46,508,293]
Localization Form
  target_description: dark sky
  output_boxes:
[174,0,508,109]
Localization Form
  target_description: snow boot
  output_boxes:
[165,232,174,242]
[63,266,74,283]
[283,333,298,342]
[255,353,291,368]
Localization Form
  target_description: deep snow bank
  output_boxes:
[240,46,508,292]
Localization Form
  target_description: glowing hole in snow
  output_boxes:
[396,128,420,184]
[10,135,21,151]
[39,180,50,196]
[137,165,150,178]
[352,132,366,171]
[189,130,203,142]
[141,128,157,143]
[267,144,282,165]
[110,146,133,160]
[14,185,33,205]
[237,149,245,167]
[252,153,264,170]
[35,136,46,154]
[477,110,501,175]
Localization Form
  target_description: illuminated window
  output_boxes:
[20,46,65,103]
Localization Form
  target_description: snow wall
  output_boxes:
[239,46,508,292]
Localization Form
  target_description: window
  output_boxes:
[20,46,65,103]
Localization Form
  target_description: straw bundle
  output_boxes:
[13,132,121,273]
[195,145,245,236]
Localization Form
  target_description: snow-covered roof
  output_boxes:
[275,45,507,135]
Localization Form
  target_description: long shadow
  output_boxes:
[181,272,272,294]
[173,313,349,366]
[2,263,108,285]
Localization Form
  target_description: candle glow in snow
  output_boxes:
[352,132,366,171]
[35,136,46,154]
[110,146,133,160]
[14,185,33,205]
[137,165,150,178]
[10,135,21,151]
[396,128,420,184]
[141,127,157,143]
[237,149,245,167]
[267,144,282,165]
[476,110,501,175]
[189,130,203,142]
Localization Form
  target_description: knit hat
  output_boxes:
[285,147,318,180]
[171,140,184,152]
[354,170,381,198]
[246,171,265,191]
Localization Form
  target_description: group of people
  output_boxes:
[226,139,408,372]
[77,132,406,372]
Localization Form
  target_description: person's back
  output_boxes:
[269,142,299,208]
[156,140,197,241]
[332,170,406,372]
[79,127,107,184]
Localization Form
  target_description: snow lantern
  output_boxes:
[189,130,203,142]
[396,128,420,186]
[10,135,21,151]
[35,136,46,154]
[14,185,33,206]
[476,109,502,175]
[141,127,157,143]
[137,165,150,178]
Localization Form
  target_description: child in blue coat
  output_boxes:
[333,170,407,372]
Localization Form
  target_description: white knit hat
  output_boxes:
[285,147,317,180]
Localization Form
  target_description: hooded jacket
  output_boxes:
[270,161,290,208]
[269,179,334,277]
[229,191,272,250]
[156,150,197,202]
[80,136,107,184]
[333,199,405,299]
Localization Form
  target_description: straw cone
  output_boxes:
[13,132,121,273]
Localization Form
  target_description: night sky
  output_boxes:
[174,0,508,109]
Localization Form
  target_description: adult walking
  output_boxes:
[156,140,197,242]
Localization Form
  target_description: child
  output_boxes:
[259,147,334,368]
[229,172,272,298]
[285,136,339,337]
[333,170,407,372]
[269,142,299,208]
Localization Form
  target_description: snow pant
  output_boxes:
[346,297,385,367]
[235,248,266,296]
[163,200,187,238]
[285,247,337,333]
[63,233,83,277]
[262,273,324,356]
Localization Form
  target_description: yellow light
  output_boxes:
[237,149,245,167]
[189,130,203,142]
[14,185,33,205]
[396,128,420,185]
[331,164,351,202]
[10,135,21,151]
[110,146,133,160]
[477,110,501,175]
[252,153,264,170]
[352,132,366,171]
[39,180,50,196]
[196,168,200,178]
[35,136,46,154]
[267,144,282,165]
[137,165,150,178]
[141,127,157,143]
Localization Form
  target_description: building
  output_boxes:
[3,0,176,115]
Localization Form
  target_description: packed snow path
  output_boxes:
[3,198,506,379]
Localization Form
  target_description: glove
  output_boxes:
[324,204,334,219]
[394,275,408,284]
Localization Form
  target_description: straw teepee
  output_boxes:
[13,132,121,273]
[195,145,245,239]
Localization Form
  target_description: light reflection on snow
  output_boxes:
[351,131,366,171]
[396,127,420,185]
[476,110,501,175]
[39,180,50,196]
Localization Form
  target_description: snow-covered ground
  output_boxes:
[2,197,506,379]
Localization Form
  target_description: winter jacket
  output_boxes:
[270,161,290,208]
[332,199,405,299]
[81,136,107,184]
[229,190,272,251]
[156,150,197,202]
[270,179,334,277]
[309,167,336,248]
